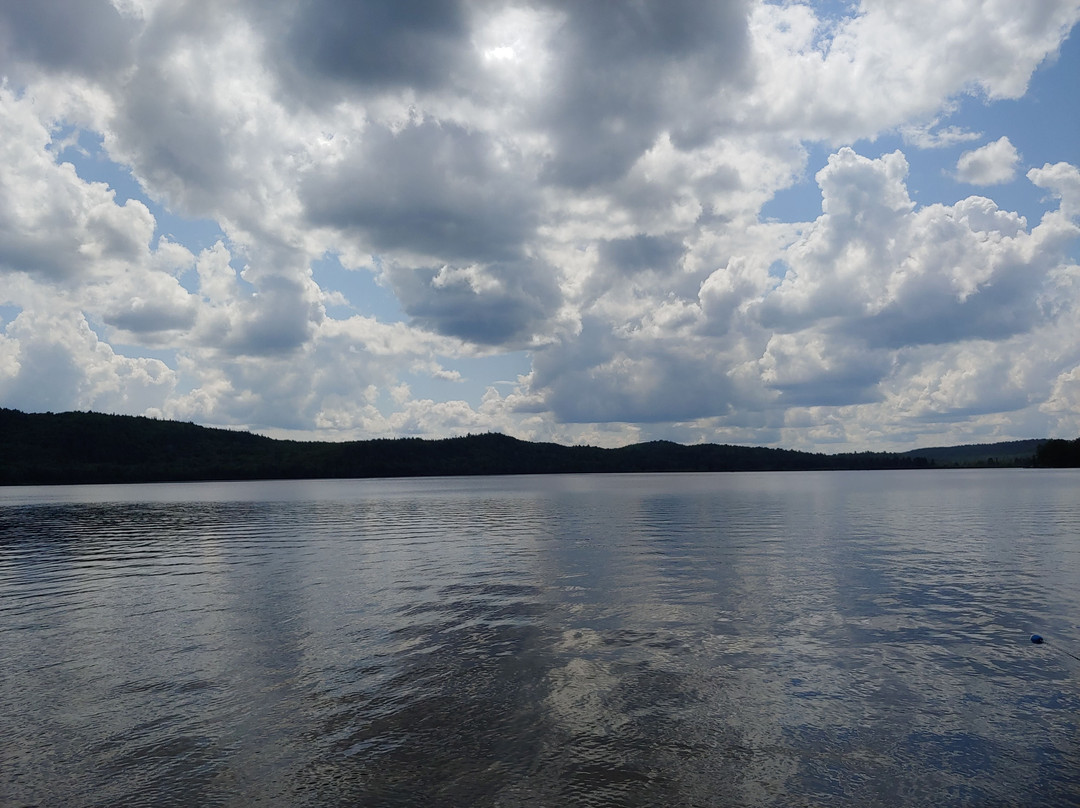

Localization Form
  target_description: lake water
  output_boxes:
[1,470,1079,807]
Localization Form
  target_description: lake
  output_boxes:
[1,470,1079,806]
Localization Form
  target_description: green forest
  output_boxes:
[0,407,1067,486]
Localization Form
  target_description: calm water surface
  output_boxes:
[1,470,1079,807]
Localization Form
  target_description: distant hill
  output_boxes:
[896,440,1045,466]
[0,408,1055,486]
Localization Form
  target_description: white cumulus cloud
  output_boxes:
[956,136,1021,185]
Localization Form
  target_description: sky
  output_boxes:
[1,0,1080,451]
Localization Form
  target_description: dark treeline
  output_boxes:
[0,408,1055,486]
[1033,437,1080,467]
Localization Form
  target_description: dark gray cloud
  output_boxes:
[536,0,751,187]
[302,121,537,264]
[0,0,135,77]
[385,258,561,346]
[0,238,78,282]
[769,368,886,408]
[105,301,196,335]
[288,0,467,85]
[599,234,685,274]
[257,0,474,103]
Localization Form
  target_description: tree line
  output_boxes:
[0,408,1058,486]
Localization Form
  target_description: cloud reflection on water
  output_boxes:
[1,472,1079,806]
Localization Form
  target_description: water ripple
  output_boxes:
[1,471,1079,806]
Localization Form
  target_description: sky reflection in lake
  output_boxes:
[2,471,1079,806]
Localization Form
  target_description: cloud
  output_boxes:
[955,137,1021,185]
[599,235,687,276]
[0,305,175,414]
[757,149,1077,363]
[161,312,466,433]
[101,268,198,336]
[0,0,1078,449]
[757,149,916,332]
[0,0,135,79]
[106,6,290,225]
[384,257,562,346]
[758,331,890,407]
[899,122,982,149]
[535,0,752,186]
[1029,161,1080,219]
[744,2,1080,141]
[528,316,741,424]
[300,120,538,264]
[0,88,157,283]
[272,0,474,98]
[526,146,1080,433]
[751,148,1079,439]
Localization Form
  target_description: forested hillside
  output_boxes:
[0,408,1052,486]
[1033,437,1080,467]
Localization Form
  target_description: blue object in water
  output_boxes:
[1031,634,1045,644]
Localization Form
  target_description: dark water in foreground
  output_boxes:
[1,470,1079,807]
